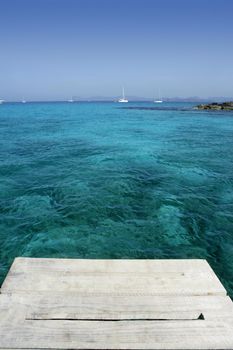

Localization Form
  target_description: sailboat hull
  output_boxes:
[118,99,128,103]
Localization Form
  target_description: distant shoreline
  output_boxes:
[0,100,228,104]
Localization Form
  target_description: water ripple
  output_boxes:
[0,102,233,296]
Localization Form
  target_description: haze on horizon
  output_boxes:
[0,0,233,101]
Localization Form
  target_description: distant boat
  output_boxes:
[0,99,4,104]
[118,87,128,103]
[154,89,163,103]
[68,97,74,102]
[22,98,26,103]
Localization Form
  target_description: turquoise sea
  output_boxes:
[0,102,233,295]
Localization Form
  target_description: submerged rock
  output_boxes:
[196,102,233,110]
[157,205,190,246]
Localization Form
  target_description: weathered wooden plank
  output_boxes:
[0,258,232,349]
[1,258,226,296]
[0,293,232,321]
[1,257,217,273]
[0,319,233,349]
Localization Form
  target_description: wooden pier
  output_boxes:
[0,258,233,349]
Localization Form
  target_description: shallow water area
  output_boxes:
[0,101,233,296]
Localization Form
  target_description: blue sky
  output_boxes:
[0,0,233,100]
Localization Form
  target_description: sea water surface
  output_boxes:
[0,102,233,295]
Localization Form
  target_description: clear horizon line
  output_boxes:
[1,96,233,103]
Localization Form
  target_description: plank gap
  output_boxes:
[26,313,205,321]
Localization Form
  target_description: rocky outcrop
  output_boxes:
[196,102,233,110]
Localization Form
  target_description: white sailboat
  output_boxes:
[68,96,74,102]
[22,98,26,103]
[0,99,4,104]
[154,89,163,103]
[118,87,128,103]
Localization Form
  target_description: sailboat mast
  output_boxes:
[122,87,125,99]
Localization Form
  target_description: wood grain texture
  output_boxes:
[1,319,233,349]
[1,294,233,321]
[0,258,232,349]
[1,258,226,296]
